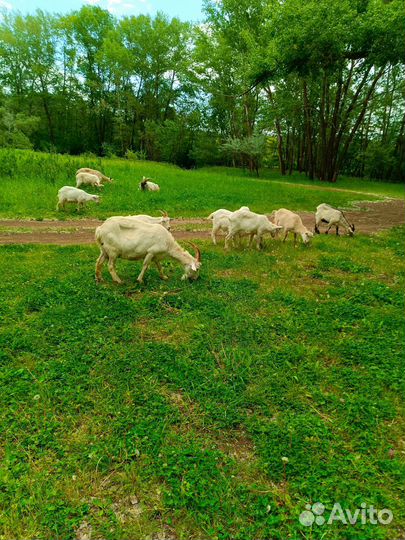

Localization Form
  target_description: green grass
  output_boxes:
[215,167,405,199]
[0,149,403,220]
[1,228,404,539]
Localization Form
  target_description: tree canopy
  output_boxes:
[0,0,404,181]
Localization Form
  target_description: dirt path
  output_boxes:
[0,200,403,246]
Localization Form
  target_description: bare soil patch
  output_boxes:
[0,199,403,245]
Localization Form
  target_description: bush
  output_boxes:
[0,107,39,149]
[125,149,147,161]
[222,134,267,175]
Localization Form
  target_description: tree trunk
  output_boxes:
[302,80,314,179]
[265,86,286,175]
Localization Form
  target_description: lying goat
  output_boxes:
[225,208,282,250]
[139,176,160,191]
[57,186,100,211]
[315,203,355,236]
[95,217,201,284]
[272,208,313,245]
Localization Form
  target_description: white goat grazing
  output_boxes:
[95,217,201,284]
[76,172,103,189]
[57,186,100,211]
[107,211,171,230]
[272,208,313,245]
[76,168,113,184]
[207,207,250,245]
[225,208,282,250]
[139,176,160,191]
[315,203,355,236]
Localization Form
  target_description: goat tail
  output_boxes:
[95,226,103,246]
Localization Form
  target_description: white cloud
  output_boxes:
[83,0,152,15]
[0,0,12,9]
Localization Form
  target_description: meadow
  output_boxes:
[0,149,404,220]
[0,149,404,540]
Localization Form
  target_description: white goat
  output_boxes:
[225,208,282,250]
[139,176,160,191]
[107,211,171,230]
[76,168,113,184]
[272,208,313,245]
[315,203,355,236]
[207,207,250,245]
[57,186,100,211]
[95,217,201,284]
[76,172,103,189]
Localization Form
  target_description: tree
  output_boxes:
[202,0,405,181]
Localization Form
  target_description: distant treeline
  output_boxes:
[0,0,404,181]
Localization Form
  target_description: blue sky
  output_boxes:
[0,0,204,21]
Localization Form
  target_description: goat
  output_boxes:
[95,217,201,284]
[76,172,103,189]
[107,211,171,230]
[272,208,313,245]
[207,207,251,245]
[315,203,355,236]
[57,186,100,211]
[76,168,113,184]
[225,208,282,250]
[139,176,160,191]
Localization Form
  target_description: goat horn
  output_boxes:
[159,209,169,217]
[188,242,201,262]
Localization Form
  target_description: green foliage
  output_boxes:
[203,0,405,181]
[0,3,404,180]
[125,149,147,161]
[364,141,397,181]
[189,132,222,167]
[143,118,196,167]
[222,134,267,174]
[0,107,39,149]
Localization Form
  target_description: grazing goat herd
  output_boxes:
[56,168,356,285]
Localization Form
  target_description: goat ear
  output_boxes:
[191,262,197,271]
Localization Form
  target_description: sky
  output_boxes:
[0,0,205,21]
